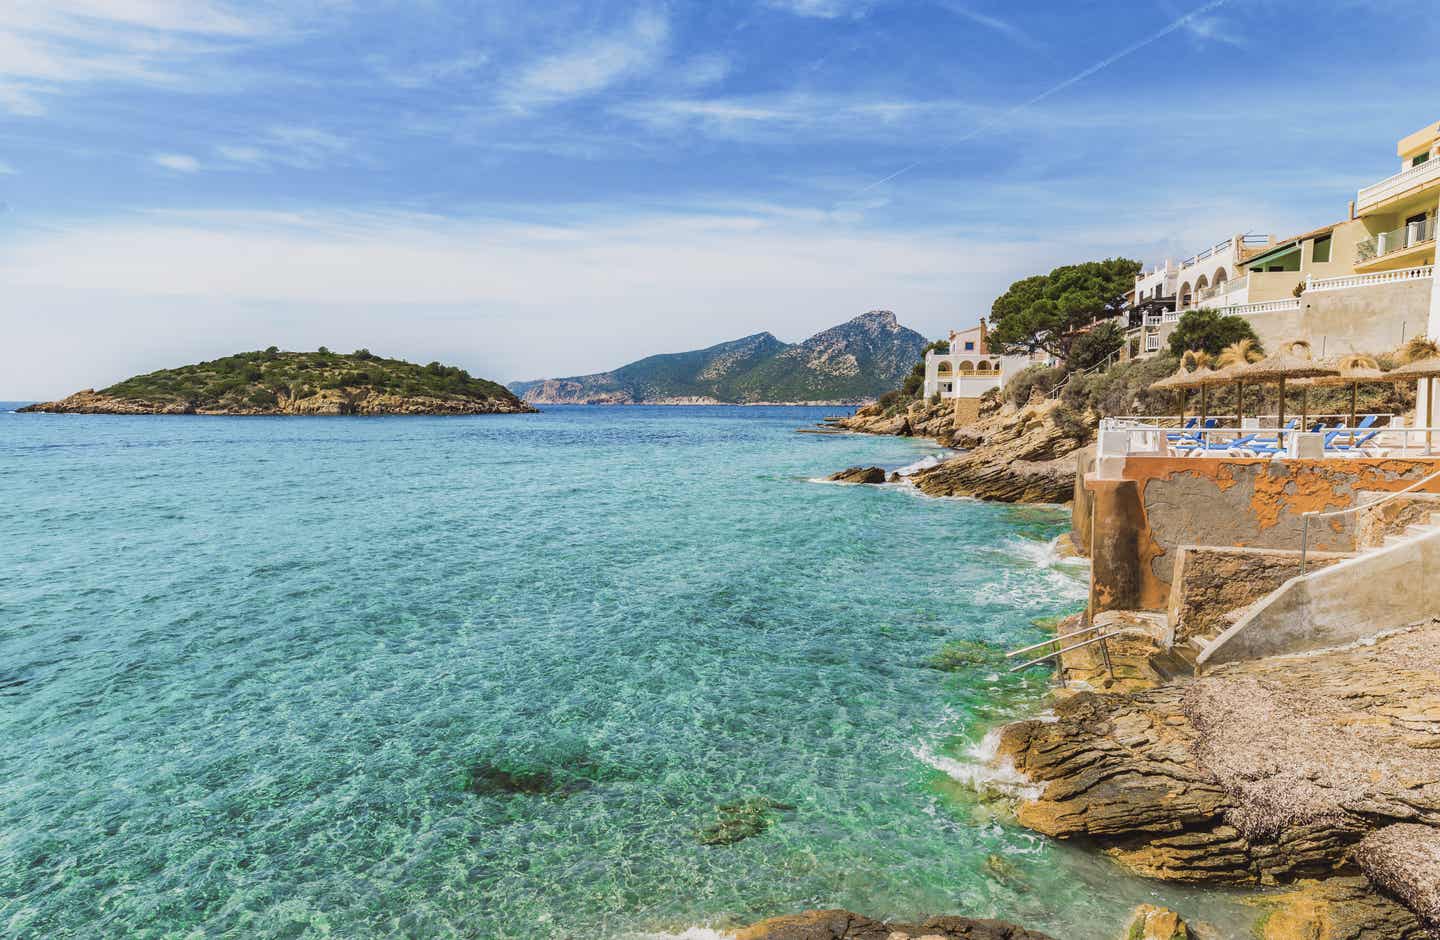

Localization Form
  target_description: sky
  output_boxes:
[2,0,1438,398]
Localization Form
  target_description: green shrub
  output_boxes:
[1005,364,1066,407]
[1167,309,1263,359]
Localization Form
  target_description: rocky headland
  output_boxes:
[835,395,1085,503]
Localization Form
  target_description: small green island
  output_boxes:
[19,347,535,416]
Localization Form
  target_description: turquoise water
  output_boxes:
[0,405,1256,938]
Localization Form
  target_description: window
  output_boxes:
[1312,235,1332,263]
[1414,152,1431,167]
[964,341,975,350]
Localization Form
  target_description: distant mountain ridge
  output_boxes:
[509,311,928,404]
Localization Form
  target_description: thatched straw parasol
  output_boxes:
[1229,341,1337,430]
[1151,359,1214,424]
[1293,354,1386,430]
[1215,340,1264,427]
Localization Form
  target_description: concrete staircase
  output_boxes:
[1195,510,1440,669]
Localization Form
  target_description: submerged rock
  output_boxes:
[734,909,1055,940]
[696,797,794,846]
[826,466,887,485]
[1122,905,1191,940]
[464,758,598,798]
[1251,877,1428,940]
[926,640,999,672]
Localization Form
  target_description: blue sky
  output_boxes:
[2,0,1438,397]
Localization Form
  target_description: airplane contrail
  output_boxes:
[850,0,1233,196]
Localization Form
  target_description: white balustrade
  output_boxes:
[1357,158,1440,211]
[1306,265,1433,292]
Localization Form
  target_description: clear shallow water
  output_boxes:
[0,405,1259,938]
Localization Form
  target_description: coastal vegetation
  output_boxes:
[986,258,1140,365]
[1167,308,1264,359]
[20,348,532,415]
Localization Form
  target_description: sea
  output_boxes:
[0,404,1261,938]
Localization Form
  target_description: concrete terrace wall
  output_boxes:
[1084,456,1440,612]
[1166,546,1348,646]
[1241,277,1430,356]
[1202,529,1440,666]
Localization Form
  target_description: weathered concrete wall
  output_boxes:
[1355,491,1440,548]
[1071,445,1096,558]
[1087,476,1143,613]
[1166,546,1347,646]
[1202,529,1440,666]
[1086,456,1440,611]
[1242,279,1430,356]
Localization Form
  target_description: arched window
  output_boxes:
[1212,267,1228,288]
[1194,274,1209,293]
[1179,282,1193,307]
[936,361,952,373]
[960,360,976,372]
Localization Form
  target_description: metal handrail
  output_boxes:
[1005,608,1119,679]
[1008,630,1121,675]
[1299,466,1440,574]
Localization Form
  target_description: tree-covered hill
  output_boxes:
[21,348,532,416]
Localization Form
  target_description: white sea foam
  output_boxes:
[891,454,945,477]
[911,728,1042,802]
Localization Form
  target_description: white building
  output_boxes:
[922,323,1038,421]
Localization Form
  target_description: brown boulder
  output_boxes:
[827,466,887,485]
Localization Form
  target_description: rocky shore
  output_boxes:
[834,396,1085,503]
[18,388,536,416]
[993,618,1440,938]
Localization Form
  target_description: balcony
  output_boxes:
[1355,216,1436,266]
[1357,158,1440,213]
[1196,274,1249,305]
[1307,265,1433,293]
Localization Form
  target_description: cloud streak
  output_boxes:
[501,9,670,109]
[854,0,1233,194]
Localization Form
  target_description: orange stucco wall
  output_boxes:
[1082,456,1440,612]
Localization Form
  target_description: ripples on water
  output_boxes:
[0,405,1256,938]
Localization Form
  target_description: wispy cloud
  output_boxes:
[367,51,490,89]
[501,9,670,108]
[763,0,873,18]
[615,93,979,141]
[0,159,17,175]
[152,152,201,173]
[0,0,282,114]
[676,54,732,89]
[1176,10,1244,47]
[214,126,353,171]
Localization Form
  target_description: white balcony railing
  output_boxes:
[1144,333,1161,352]
[1356,216,1436,263]
[1213,298,1302,317]
[1357,158,1440,212]
[1307,265,1434,293]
